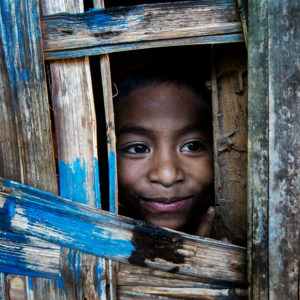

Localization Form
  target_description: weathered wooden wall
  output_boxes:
[0,0,58,298]
[211,43,247,246]
[248,0,300,299]
[40,0,105,298]
[41,0,244,60]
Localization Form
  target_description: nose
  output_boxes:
[148,151,184,187]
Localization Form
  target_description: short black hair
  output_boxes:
[113,66,211,108]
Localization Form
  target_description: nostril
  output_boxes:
[148,165,184,187]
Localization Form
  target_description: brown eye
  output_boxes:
[180,141,206,153]
[124,143,150,154]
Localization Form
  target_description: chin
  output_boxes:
[148,218,186,231]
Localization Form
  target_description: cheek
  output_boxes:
[193,157,214,186]
[117,157,143,188]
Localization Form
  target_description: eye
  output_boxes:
[123,143,150,154]
[180,141,206,153]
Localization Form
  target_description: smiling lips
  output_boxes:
[139,196,192,212]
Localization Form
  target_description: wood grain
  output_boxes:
[44,34,244,60]
[0,178,247,286]
[40,0,104,298]
[267,1,299,299]
[248,1,300,299]
[41,1,243,59]
[211,44,247,246]
[0,0,58,298]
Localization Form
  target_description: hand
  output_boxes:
[195,206,215,237]
[195,206,231,243]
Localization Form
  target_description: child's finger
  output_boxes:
[195,206,215,237]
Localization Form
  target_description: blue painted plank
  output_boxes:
[41,1,243,58]
[0,178,247,285]
[0,231,60,278]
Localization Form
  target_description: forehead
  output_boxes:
[115,83,209,128]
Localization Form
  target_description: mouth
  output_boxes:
[139,196,193,213]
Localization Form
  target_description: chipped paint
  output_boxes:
[108,151,117,213]
[0,196,5,208]
[58,157,101,207]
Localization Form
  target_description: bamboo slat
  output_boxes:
[41,0,244,60]
[0,178,247,286]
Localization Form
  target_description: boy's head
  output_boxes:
[114,70,213,232]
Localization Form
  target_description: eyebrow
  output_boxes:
[116,123,207,137]
[116,125,152,137]
[177,123,208,136]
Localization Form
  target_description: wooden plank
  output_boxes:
[0,0,58,299]
[267,1,300,299]
[211,44,247,246]
[0,231,60,278]
[248,1,300,299]
[237,0,247,48]
[0,178,246,286]
[44,33,244,60]
[247,1,270,299]
[41,1,243,59]
[116,263,248,298]
[40,0,105,298]
[100,54,118,214]
[0,0,57,195]
[117,286,247,299]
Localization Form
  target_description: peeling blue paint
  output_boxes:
[96,259,105,298]
[1,191,134,266]
[94,158,101,209]
[108,151,117,213]
[58,157,101,207]
[0,231,58,279]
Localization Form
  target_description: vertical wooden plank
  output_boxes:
[99,54,118,214]
[248,1,269,299]
[237,0,248,48]
[211,44,247,246]
[249,1,300,299]
[0,0,58,299]
[268,1,300,299]
[0,273,4,300]
[39,1,104,299]
[93,2,118,299]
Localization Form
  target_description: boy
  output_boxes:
[114,70,216,237]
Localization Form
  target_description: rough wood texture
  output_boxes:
[211,44,247,246]
[41,0,243,59]
[100,54,118,214]
[247,1,269,298]
[0,0,58,299]
[116,263,247,299]
[44,34,244,60]
[0,0,57,194]
[248,1,300,299]
[0,178,247,286]
[40,0,104,298]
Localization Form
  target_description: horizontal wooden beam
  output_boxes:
[0,231,60,278]
[41,0,244,60]
[0,178,246,286]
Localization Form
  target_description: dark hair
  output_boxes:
[113,67,211,108]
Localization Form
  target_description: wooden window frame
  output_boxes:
[1,0,299,299]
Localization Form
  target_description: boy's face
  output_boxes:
[115,83,213,231]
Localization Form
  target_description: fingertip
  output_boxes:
[207,206,215,215]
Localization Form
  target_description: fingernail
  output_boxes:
[207,206,215,214]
